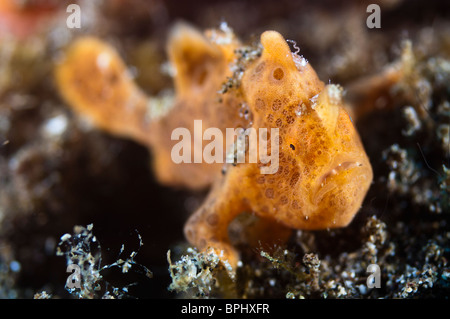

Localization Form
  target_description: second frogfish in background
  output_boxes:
[55,23,373,272]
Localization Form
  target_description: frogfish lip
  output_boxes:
[312,158,372,206]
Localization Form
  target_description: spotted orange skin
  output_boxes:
[184,31,373,269]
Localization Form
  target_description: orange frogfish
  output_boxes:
[55,24,373,271]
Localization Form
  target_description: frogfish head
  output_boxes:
[241,30,373,229]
